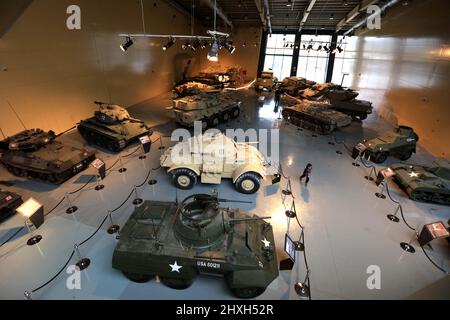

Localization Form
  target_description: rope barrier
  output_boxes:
[0,227,25,248]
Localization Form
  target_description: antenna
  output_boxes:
[6,100,27,131]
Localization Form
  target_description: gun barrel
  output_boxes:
[229,216,271,223]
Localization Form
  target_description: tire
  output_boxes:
[373,152,388,164]
[172,168,197,190]
[160,277,194,290]
[220,111,231,123]
[231,287,266,299]
[231,107,241,119]
[398,150,413,161]
[235,172,261,194]
[123,272,154,283]
[208,116,220,128]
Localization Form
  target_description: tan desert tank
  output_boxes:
[173,81,223,98]
[254,71,278,92]
[160,132,280,194]
[169,93,242,129]
[278,77,316,96]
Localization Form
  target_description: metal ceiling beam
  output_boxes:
[298,0,317,32]
[336,0,379,32]
[200,0,233,28]
[164,0,193,18]
[254,0,266,27]
[263,0,273,34]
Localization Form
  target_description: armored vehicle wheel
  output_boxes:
[220,111,231,123]
[231,287,266,299]
[160,277,194,290]
[235,172,261,194]
[106,140,120,153]
[123,272,154,283]
[12,167,26,177]
[373,152,388,164]
[398,151,413,161]
[208,116,220,128]
[173,168,197,190]
[231,107,241,119]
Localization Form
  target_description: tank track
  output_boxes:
[78,125,128,153]
[282,109,334,135]
[410,188,450,206]
[176,104,241,129]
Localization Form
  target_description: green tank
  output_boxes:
[112,194,279,299]
[282,100,352,135]
[0,129,96,184]
[77,102,153,153]
[0,189,23,222]
[169,93,242,130]
[390,159,450,206]
[353,126,419,164]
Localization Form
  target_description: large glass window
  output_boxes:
[297,35,331,83]
[332,36,360,87]
[263,34,295,80]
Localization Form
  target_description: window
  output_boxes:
[297,35,332,83]
[263,34,295,80]
[332,36,360,87]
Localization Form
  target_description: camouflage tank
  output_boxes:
[173,81,223,98]
[353,126,419,164]
[0,190,23,222]
[282,100,352,135]
[160,132,279,194]
[390,159,450,206]
[78,102,153,153]
[278,77,316,96]
[254,71,278,92]
[0,129,96,184]
[170,93,242,130]
[112,193,279,299]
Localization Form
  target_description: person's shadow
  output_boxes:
[301,184,310,203]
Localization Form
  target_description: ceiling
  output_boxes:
[0,0,32,38]
[171,0,397,33]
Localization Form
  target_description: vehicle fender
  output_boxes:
[232,164,266,183]
[226,270,272,289]
[167,165,201,177]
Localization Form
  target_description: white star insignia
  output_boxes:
[262,238,271,248]
[169,261,183,273]
[409,172,419,178]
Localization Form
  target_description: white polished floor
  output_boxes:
[0,89,448,300]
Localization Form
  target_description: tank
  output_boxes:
[173,81,223,98]
[254,71,277,92]
[278,77,316,96]
[77,102,153,152]
[282,100,352,135]
[353,126,419,164]
[112,193,279,299]
[160,132,279,194]
[0,190,23,222]
[169,93,242,129]
[390,159,450,206]
[0,129,96,184]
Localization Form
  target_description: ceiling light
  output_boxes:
[120,37,134,52]
[208,40,219,62]
[330,13,334,20]
[224,39,236,54]
[163,37,175,51]
[286,0,292,7]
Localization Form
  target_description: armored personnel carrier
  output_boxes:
[0,129,95,184]
[77,102,153,153]
[173,81,223,98]
[390,159,450,206]
[112,193,279,298]
[282,100,352,135]
[254,71,277,92]
[160,132,279,194]
[0,190,23,222]
[169,93,242,129]
[353,126,419,164]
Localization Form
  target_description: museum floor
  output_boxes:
[0,89,448,300]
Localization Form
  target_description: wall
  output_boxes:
[190,26,263,81]
[0,0,195,136]
[348,0,450,158]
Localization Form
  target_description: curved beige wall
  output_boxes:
[0,0,196,136]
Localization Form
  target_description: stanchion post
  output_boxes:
[95,175,105,191]
[65,193,78,214]
[158,136,165,150]
[295,270,310,298]
[74,244,91,271]
[400,231,417,253]
[107,210,120,234]
[375,182,387,200]
[118,156,127,173]
[387,204,401,223]
[133,185,143,206]
[365,166,376,181]
[24,291,32,300]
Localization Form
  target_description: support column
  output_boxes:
[291,33,301,77]
[257,30,269,77]
[325,33,338,83]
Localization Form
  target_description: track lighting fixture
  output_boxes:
[120,37,134,52]
[162,37,175,51]
[224,40,236,54]
[207,40,219,62]
[286,0,292,7]
[191,39,201,51]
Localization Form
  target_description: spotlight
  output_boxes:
[200,41,207,49]
[226,43,236,54]
[337,46,343,53]
[191,39,201,51]
[286,0,292,7]
[330,13,334,20]
[120,37,133,52]
[323,45,329,52]
[208,40,219,62]
[163,37,175,51]
[307,44,313,51]
[317,45,322,51]
[181,42,189,50]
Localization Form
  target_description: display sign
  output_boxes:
[284,234,296,263]
[418,221,450,247]
[352,143,367,159]
[92,158,106,179]
[17,198,45,229]
[376,168,396,186]
[139,135,152,154]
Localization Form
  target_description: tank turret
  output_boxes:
[94,102,132,124]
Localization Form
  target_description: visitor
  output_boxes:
[300,163,312,187]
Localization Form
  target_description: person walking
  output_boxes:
[300,163,312,187]
[274,89,282,108]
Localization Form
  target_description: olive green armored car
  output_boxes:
[160,132,279,194]
[169,93,242,129]
[0,129,95,184]
[254,71,278,92]
[78,102,153,153]
[353,126,419,164]
[389,159,450,206]
[112,193,279,299]
[282,100,352,135]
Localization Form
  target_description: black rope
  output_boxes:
[68,175,96,195]
[79,215,109,247]
[332,133,353,154]
[385,184,416,231]
[122,145,142,158]
[0,227,25,248]
[44,197,66,217]
[31,250,75,293]
[420,245,449,274]
[105,158,121,172]
[300,231,312,300]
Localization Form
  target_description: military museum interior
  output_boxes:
[0,0,449,302]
